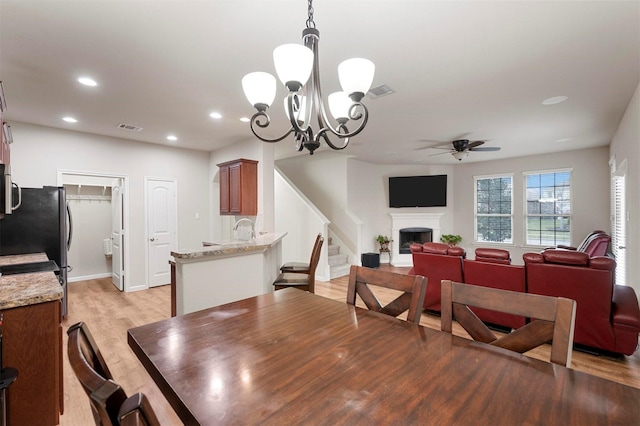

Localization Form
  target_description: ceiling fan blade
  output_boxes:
[414,142,455,151]
[428,150,454,157]
[466,140,485,149]
[469,146,501,152]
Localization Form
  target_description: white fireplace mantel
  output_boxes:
[390,213,443,267]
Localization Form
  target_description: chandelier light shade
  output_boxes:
[242,72,276,110]
[328,92,352,122]
[273,44,314,91]
[242,0,375,155]
[338,58,375,102]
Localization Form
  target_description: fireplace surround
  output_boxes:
[390,213,443,266]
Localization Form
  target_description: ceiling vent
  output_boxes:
[117,123,143,132]
[367,84,394,99]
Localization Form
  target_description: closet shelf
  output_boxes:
[67,194,112,201]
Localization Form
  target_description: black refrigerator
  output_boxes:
[0,186,71,316]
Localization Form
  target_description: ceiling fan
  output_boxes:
[428,139,501,161]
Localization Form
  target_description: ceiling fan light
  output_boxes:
[242,72,276,110]
[338,58,375,99]
[452,151,469,161]
[328,91,352,121]
[273,44,314,91]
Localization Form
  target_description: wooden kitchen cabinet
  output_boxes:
[217,158,258,215]
[2,299,63,425]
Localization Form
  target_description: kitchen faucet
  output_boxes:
[232,218,256,241]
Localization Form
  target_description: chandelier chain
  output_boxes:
[306,0,315,28]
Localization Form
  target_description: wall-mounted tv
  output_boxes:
[389,175,447,208]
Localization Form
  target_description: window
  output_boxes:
[475,175,513,243]
[611,159,627,286]
[525,170,571,246]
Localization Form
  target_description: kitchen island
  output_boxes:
[0,253,63,426]
[171,232,286,315]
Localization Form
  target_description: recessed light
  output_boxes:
[62,116,78,123]
[542,96,568,105]
[209,112,222,119]
[240,117,250,123]
[77,77,98,87]
[166,135,178,141]
[555,138,572,143]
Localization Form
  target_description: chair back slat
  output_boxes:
[451,304,497,343]
[347,265,427,324]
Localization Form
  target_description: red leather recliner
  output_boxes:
[555,230,611,258]
[463,248,527,330]
[524,249,640,355]
[409,242,465,311]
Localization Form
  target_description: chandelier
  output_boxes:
[241,0,375,155]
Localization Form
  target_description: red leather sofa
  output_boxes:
[409,242,465,311]
[524,250,640,356]
[463,248,527,330]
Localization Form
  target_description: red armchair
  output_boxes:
[410,242,465,311]
[463,248,527,330]
[523,249,640,356]
[555,230,611,258]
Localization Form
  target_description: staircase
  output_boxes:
[328,239,351,279]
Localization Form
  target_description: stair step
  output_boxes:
[328,253,348,267]
[328,244,340,256]
[330,262,352,279]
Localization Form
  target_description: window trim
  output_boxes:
[522,168,573,247]
[474,173,514,245]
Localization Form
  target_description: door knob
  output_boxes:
[150,237,155,242]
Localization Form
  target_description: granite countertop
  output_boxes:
[0,253,63,310]
[0,252,48,266]
[172,232,287,260]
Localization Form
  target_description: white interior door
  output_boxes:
[146,178,177,287]
[111,180,124,290]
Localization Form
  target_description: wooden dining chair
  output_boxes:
[440,280,577,367]
[280,232,322,273]
[347,265,427,324]
[67,322,160,426]
[273,235,324,293]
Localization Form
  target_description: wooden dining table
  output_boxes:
[128,288,640,425]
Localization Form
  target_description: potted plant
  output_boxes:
[440,234,462,246]
[376,235,392,251]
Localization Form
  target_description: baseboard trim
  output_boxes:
[68,272,111,283]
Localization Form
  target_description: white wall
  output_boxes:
[610,82,640,297]
[274,169,330,280]
[9,122,210,289]
[278,153,456,255]
[453,146,610,264]
[347,160,455,253]
[278,145,611,271]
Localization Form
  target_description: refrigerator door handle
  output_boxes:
[66,202,73,251]
[11,181,21,211]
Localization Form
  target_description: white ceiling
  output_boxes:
[1,1,638,165]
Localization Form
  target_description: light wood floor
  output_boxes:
[60,267,640,425]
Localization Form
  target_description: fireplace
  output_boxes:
[399,227,432,254]
[390,213,443,267]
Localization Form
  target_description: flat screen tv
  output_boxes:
[389,175,447,208]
